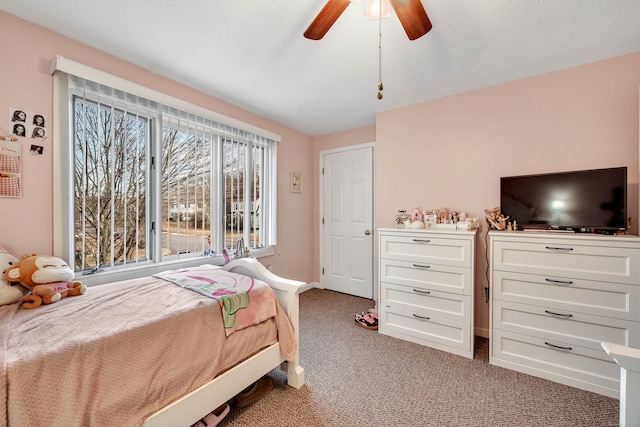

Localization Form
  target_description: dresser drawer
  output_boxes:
[380,306,470,352]
[380,259,470,295]
[381,281,471,323]
[492,239,640,284]
[492,300,639,351]
[380,233,471,268]
[491,329,619,395]
[493,271,640,321]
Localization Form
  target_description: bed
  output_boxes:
[0,258,306,427]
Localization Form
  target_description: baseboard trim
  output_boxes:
[301,282,319,293]
[474,327,489,339]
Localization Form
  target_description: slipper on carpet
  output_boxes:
[355,309,378,320]
[191,403,230,427]
[354,312,378,330]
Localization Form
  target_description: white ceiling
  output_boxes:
[2,1,640,137]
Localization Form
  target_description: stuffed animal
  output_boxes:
[485,207,510,230]
[0,245,28,306]
[5,254,87,309]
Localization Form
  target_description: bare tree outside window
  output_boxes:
[67,77,274,276]
[161,127,211,257]
[74,99,148,272]
[223,139,264,250]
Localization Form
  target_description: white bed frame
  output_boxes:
[142,258,306,427]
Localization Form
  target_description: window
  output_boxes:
[73,89,151,272]
[53,58,278,282]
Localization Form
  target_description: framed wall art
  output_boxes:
[290,171,302,193]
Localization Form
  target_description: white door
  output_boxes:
[321,145,374,299]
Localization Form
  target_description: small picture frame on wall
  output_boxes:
[290,172,302,193]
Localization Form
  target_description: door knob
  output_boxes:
[364,230,372,235]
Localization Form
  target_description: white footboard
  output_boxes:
[142,258,306,427]
[223,258,306,388]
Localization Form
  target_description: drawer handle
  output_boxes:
[545,246,573,252]
[545,278,574,285]
[544,342,573,351]
[412,313,430,321]
[412,264,431,269]
[413,239,431,244]
[544,310,573,318]
[413,289,431,295]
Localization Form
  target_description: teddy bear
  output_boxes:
[0,245,28,306]
[4,254,87,309]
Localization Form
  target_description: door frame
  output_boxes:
[319,142,376,300]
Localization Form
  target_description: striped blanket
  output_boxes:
[154,264,277,335]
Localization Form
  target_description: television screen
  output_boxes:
[500,167,627,232]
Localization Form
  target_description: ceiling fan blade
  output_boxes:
[389,0,432,40]
[304,0,352,40]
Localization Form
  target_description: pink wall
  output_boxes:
[308,53,640,334]
[376,52,640,333]
[0,11,314,283]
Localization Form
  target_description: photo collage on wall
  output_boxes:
[9,108,47,156]
[1,108,49,198]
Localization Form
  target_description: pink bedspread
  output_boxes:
[0,273,296,427]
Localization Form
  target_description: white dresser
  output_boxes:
[378,228,477,359]
[489,231,640,398]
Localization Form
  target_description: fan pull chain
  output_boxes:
[377,0,383,100]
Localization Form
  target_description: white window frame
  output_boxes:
[51,56,278,286]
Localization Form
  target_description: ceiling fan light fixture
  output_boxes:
[365,0,391,19]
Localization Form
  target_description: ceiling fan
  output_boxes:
[304,0,432,41]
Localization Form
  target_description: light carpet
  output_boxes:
[220,288,619,426]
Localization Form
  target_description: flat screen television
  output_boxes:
[500,167,627,233]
